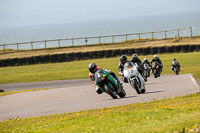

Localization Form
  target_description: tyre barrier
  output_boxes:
[25,57,34,65]
[10,58,18,66]
[0,44,199,67]
[57,53,67,62]
[143,47,151,55]
[174,45,182,52]
[81,52,90,60]
[189,45,196,52]
[50,54,59,63]
[135,48,143,55]
[0,59,10,67]
[150,47,158,54]
[166,45,174,53]
[105,50,113,58]
[158,46,166,53]
[89,51,98,59]
[120,49,128,55]
[127,48,135,56]
[196,45,200,51]
[66,53,74,62]
[181,45,189,52]
[112,49,121,57]
[33,56,42,64]
[97,50,105,58]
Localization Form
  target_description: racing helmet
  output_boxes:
[153,54,158,60]
[173,58,176,61]
[88,63,97,73]
[132,53,138,58]
[144,58,148,62]
[120,55,128,64]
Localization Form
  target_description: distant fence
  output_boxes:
[0,44,199,67]
[0,27,193,53]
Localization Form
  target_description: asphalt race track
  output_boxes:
[0,74,199,121]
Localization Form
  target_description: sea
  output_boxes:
[0,11,200,50]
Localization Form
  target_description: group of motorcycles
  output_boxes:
[93,61,150,99]
[93,58,180,99]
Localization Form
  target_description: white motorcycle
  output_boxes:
[123,62,146,94]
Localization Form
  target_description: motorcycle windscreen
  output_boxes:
[152,61,159,68]
[172,61,177,66]
[124,62,134,70]
[143,63,149,69]
[94,69,106,84]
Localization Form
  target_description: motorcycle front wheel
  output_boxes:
[133,79,141,94]
[153,69,158,78]
[105,85,118,99]
[175,67,179,75]
[143,70,148,82]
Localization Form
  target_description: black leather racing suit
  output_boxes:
[130,57,143,75]
[118,62,128,83]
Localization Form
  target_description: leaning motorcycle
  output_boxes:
[123,62,146,94]
[95,69,126,99]
[172,61,180,75]
[143,63,150,82]
[152,61,160,78]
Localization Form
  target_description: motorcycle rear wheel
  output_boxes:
[141,88,146,93]
[118,88,126,98]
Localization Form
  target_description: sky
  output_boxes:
[0,0,200,28]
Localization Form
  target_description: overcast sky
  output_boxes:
[0,0,200,27]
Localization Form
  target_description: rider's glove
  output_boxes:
[119,72,124,76]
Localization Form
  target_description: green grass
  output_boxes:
[0,52,200,84]
[0,52,199,132]
[193,71,200,85]
[0,92,200,133]
[0,88,50,97]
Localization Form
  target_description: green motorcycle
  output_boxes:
[95,69,126,99]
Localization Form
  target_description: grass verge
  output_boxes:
[0,52,200,84]
[0,88,50,97]
[193,71,200,85]
[0,92,200,132]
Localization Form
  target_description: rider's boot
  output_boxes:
[96,87,103,94]
[116,81,123,94]
[122,76,128,83]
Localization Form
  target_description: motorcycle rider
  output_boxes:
[118,55,129,83]
[89,63,123,94]
[171,58,180,71]
[150,54,163,76]
[130,53,143,75]
[142,58,151,77]
[143,58,151,67]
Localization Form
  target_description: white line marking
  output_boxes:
[190,75,199,87]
